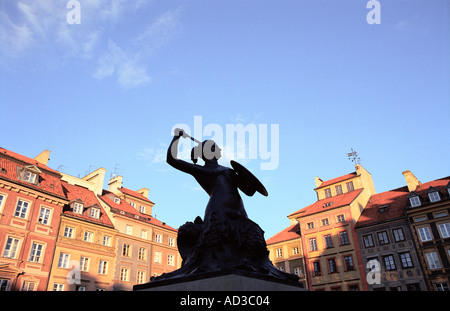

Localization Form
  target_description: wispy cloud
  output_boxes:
[0,1,183,88]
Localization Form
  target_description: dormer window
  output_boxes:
[90,208,100,219]
[114,197,121,204]
[408,193,422,207]
[17,165,42,185]
[24,171,37,183]
[73,202,84,214]
[428,190,441,203]
[379,204,390,213]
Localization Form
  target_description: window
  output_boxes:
[168,237,175,247]
[125,225,133,235]
[425,252,441,269]
[122,244,131,257]
[24,171,37,183]
[335,185,343,195]
[102,235,111,246]
[53,283,64,291]
[120,268,129,281]
[0,194,6,213]
[383,255,396,271]
[141,230,148,240]
[137,271,146,284]
[64,226,74,238]
[155,234,162,243]
[324,235,333,248]
[321,218,329,226]
[3,237,20,258]
[346,181,354,192]
[98,260,108,274]
[418,227,432,242]
[73,202,83,214]
[328,258,337,274]
[438,223,450,238]
[377,231,389,245]
[409,196,421,207]
[378,204,390,213]
[435,282,449,291]
[168,254,175,266]
[114,197,121,204]
[309,238,318,251]
[84,231,93,243]
[22,281,36,291]
[324,188,332,198]
[434,211,448,218]
[154,251,161,263]
[0,279,9,291]
[139,205,145,213]
[312,261,321,276]
[130,202,135,207]
[138,247,147,260]
[90,208,100,219]
[307,222,314,230]
[276,248,283,258]
[76,285,86,291]
[293,267,302,277]
[340,231,349,245]
[292,246,299,255]
[337,214,345,222]
[392,228,405,242]
[29,242,43,263]
[414,216,427,222]
[399,252,414,268]
[14,199,29,219]
[58,253,70,268]
[343,255,354,271]
[363,234,374,248]
[428,191,441,203]
[38,207,51,225]
[80,257,90,272]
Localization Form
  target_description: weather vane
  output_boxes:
[347,148,361,165]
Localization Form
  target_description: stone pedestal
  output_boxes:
[133,269,306,291]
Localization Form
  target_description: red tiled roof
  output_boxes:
[355,186,409,228]
[120,187,155,204]
[316,172,357,189]
[99,191,176,231]
[62,181,114,227]
[412,176,450,199]
[266,223,300,245]
[289,188,364,219]
[0,147,66,198]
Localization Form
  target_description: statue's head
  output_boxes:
[191,140,222,164]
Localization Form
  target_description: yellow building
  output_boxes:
[47,170,117,291]
[288,164,375,291]
[99,176,180,291]
[266,223,307,288]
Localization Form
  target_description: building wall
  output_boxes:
[356,219,426,291]
[0,180,66,291]
[47,215,117,291]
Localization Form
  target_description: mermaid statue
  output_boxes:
[149,128,298,284]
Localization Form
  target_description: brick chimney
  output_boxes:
[137,188,149,199]
[34,150,51,166]
[402,170,421,192]
[108,175,123,195]
[315,177,323,188]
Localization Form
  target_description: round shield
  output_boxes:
[230,160,268,197]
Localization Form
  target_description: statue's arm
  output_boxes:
[167,133,201,175]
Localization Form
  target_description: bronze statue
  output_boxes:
[149,128,298,283]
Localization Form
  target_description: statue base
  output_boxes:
[133,269,306,291]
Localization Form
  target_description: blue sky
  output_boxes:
[1,0,449,239]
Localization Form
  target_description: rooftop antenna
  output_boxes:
[347,148,361,165]
[57,165,68,173]
[85,165,93,176]
[111,164,121,178]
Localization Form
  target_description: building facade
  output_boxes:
[403,171,450,291]
[0,149,68,291]
[266,223,307,288]
[99,175,179,291]
[287,164,375,291]
[355,185,426,291]
[47,178,117,291]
